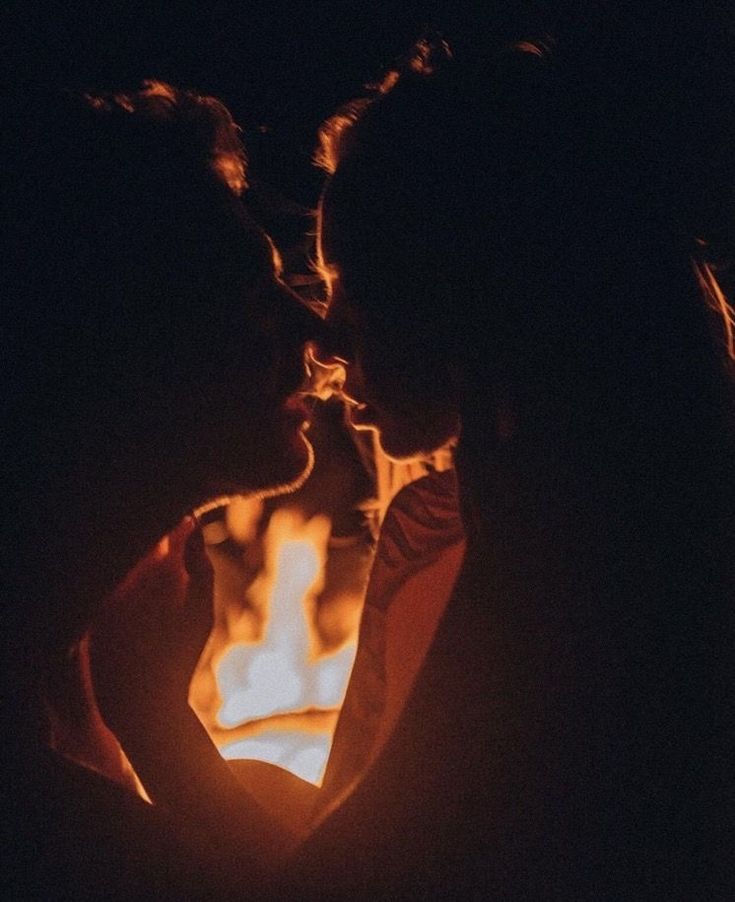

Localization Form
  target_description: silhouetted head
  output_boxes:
[2,82,320,654]
[317,38,735,463]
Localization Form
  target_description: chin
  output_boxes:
[196,420,315,515]
[349,405,459,462]
[251,427,315,499]
[239,411,316,497]
[347,387,460,463]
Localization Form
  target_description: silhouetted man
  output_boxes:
[2,81,321,898]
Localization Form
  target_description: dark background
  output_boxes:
[0,2,547,122]
[0,1,560,209]
[7,2,731,201]
[2,2,733,248]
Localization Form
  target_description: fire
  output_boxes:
[191,507,359,785]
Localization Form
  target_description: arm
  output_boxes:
[92,471,465,889]
[89,517,300,882]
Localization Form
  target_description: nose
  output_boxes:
[301,344,347,399]
[264,279,335,398]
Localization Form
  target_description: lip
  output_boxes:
[298,345,349,402]
[346,399,378,430]
[337,385,363,409]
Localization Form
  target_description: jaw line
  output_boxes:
[192,433,315,521]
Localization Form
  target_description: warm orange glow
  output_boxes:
[313,107,364,175]
[95,80,247,195]
[405,36,453,75]
[694,259,735,361]
[302,344,347,400]
[191,508,358,785]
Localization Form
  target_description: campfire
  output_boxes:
[46,410,436,800]
[189,505,361,785]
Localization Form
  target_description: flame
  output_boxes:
[193,508,358,785]
[694,258,735,361]
[217,538,320,725]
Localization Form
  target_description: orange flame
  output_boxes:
[694,258,735,361]
[192,508,358,785]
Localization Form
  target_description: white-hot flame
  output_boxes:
[200,508,358,785]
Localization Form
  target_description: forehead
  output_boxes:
[316,159,393,284]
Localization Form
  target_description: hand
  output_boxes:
[90,516,214,736]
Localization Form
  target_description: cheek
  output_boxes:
[359,339,440,415]
[375,406,459,461]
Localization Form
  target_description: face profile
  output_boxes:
[5,13,734,899]
[317,227,460,463]
[194,222,320,507]
[2,80,324,654]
